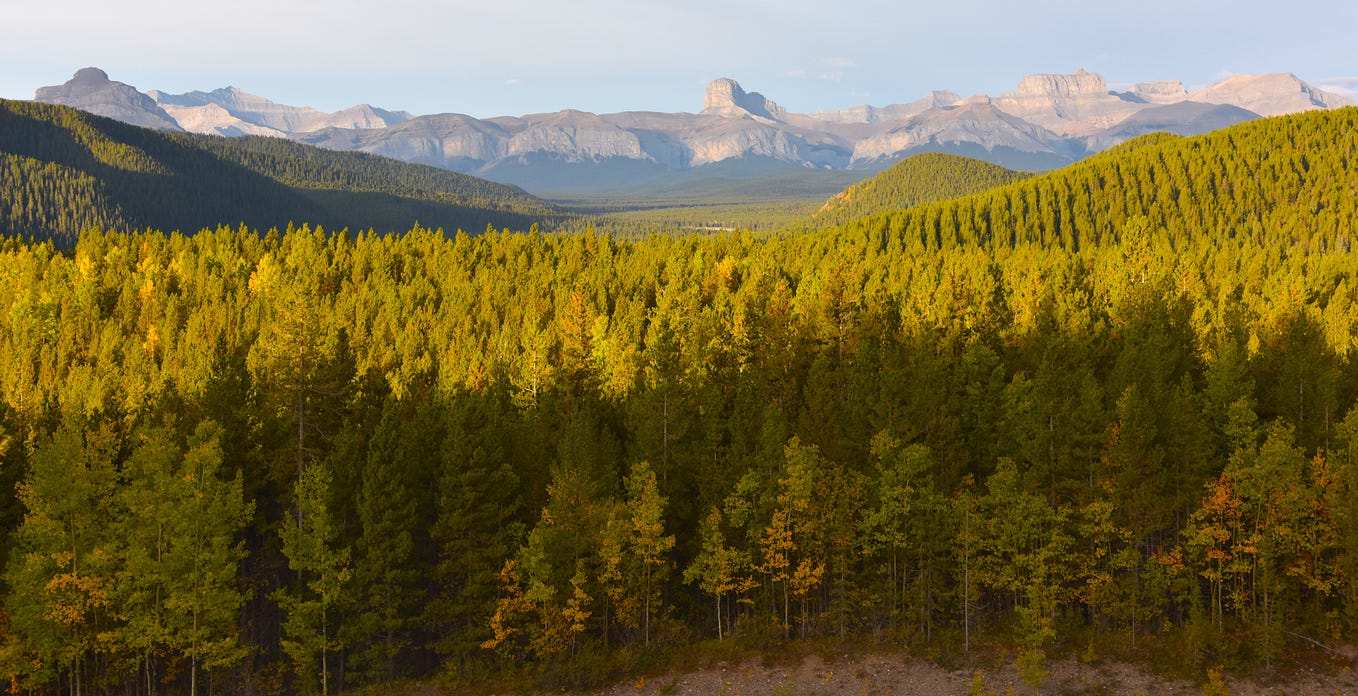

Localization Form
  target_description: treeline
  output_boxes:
[0,100,564,246]
[0,107,1356,695]
[807,152,1031,229]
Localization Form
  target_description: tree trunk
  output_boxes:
[716,594,723,640]
[321,602,329,696]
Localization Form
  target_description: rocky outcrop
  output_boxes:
[1189,73,1355,117]
[1014,69,1108,98]
[993,69,1142,136]
[35,68,182,131]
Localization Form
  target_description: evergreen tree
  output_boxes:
[5,420,120,692]
[275,462,350,695]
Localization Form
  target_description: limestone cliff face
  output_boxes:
[299,113,507,168]
[504,110,646,161]
[1015,69,1109,98]
[684,119,801,166]
[1189,73,1355,117]
[994,69,1141,136]
[35,68,182,131]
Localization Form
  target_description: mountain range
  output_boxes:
[34,67,1353,196]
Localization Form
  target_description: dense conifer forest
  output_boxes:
[807,152,1032,229]
[0,106,1357,695]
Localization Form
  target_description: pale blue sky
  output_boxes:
[2,0,1353,118]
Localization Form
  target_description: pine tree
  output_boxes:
[427,396,523,669]
[117,421,250,695]
[623,461,674,646]
[275,462,350,696]
[343,402,429,683]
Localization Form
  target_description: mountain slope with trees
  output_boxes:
[0,99,563,245]
[807,152,1031,228]
[0,107,1356,695]
[830,106,1357,248]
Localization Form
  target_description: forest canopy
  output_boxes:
[806,151,1031,229]
[0,106,1356,695]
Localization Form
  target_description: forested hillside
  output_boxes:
[0,99,562,246]
[0,108,1357,696]
[808,152,1031,228]
[835,108,1357,247]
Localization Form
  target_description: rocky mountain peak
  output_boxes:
[1012,69,1108,98]
[70,67,110,84]
[35,67,182,132]
[924,90,963,106]
[37,68,113,100]
[1190,73,1355,116]
[702,78,785,120]
[1128,80,1189,104]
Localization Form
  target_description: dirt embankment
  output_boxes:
[566,651,1358,696]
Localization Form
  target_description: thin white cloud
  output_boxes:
[1315,75,1358,98]
[781,68,808,78]
[820,71,844,82]
[823,57,856,68]
[506,78,522,86]
[1316,81,1358,99]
